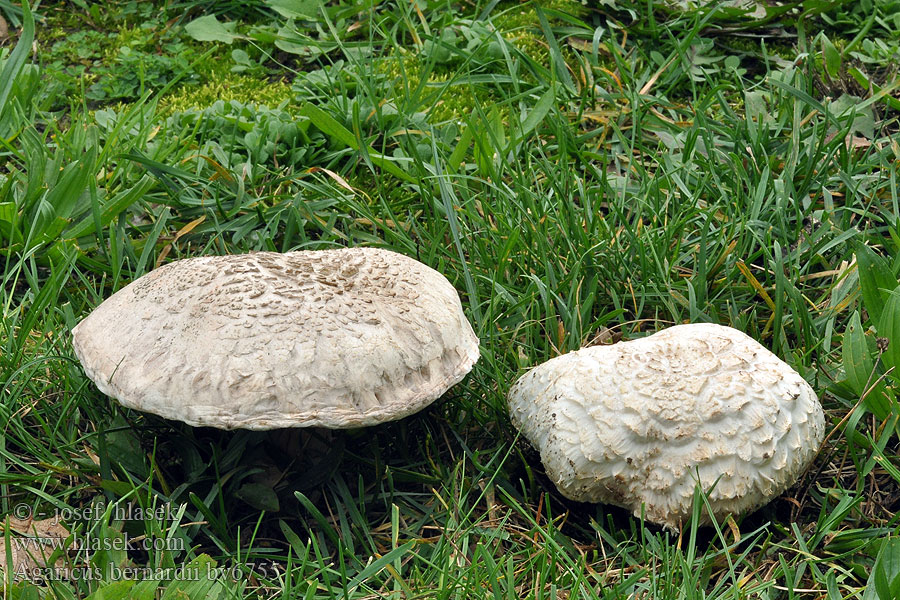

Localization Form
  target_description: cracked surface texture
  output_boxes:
[507,323,824,529]
[72,248,480,429]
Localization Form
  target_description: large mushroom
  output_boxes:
[72,247,479,430]
[507,323,825,529]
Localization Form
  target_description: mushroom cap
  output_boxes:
[507,323,824,529]
[72,248,480,430]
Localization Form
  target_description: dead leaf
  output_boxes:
[156,215,206,268]
[0,517,70,581]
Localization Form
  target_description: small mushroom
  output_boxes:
[507,323,824,529]
[72,248,479,430]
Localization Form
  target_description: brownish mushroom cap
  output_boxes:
[72,248,479,429]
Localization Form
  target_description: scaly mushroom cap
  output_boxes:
[72,248,480,430]
[507,323,824,529]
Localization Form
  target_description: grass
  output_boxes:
[2,0,900,597]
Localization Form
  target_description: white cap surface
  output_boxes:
[72,248,480,429]
[507,323,824,529]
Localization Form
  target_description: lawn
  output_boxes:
[2,0,900,597]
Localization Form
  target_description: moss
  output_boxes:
[156,0,582,129]
[158,74,295,116]
[504,30,551,66]
[719,36,796,61]
[156,39,294,115]
[494,0,589,30]
[372,53,509,125]
[362,1,593,126]
[497,5,589,94]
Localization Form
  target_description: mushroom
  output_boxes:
[507,323,824,529]
[72,247,479,430]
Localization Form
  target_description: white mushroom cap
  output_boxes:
[507,323,824,529]
[72,248,480,430]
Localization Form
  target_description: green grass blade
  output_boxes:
[0,0,34,121]
[298,103,416,183]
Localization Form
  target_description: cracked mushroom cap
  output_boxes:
[507,323,824,529]
[72,248,480,430]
